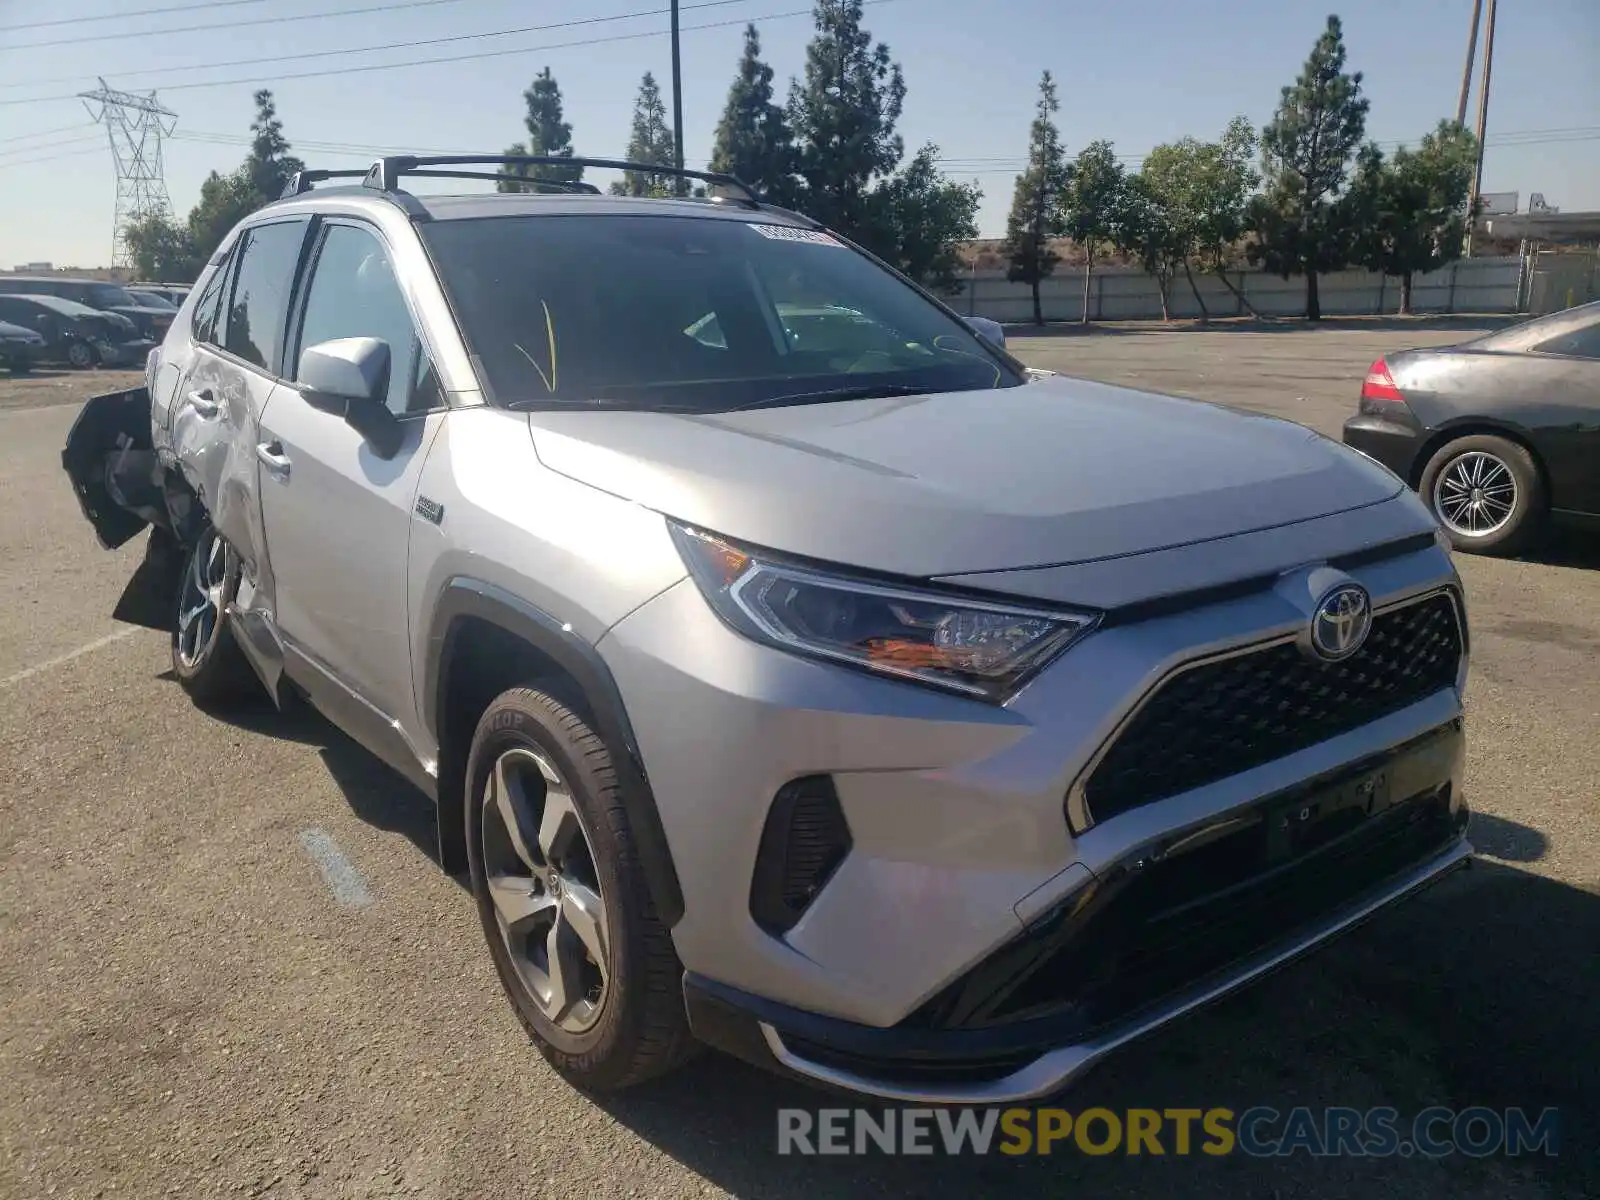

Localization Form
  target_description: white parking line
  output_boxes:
[0,627,141,688]
[298,828,375,909]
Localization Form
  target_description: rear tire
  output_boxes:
[1418,434,1546,556]
[465,687,696,1092]
[170,524,255,707]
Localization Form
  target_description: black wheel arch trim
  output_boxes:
[424,577,686,927]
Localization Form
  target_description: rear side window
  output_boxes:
[222,219,308,373]
[1533,322,1600,360]
[190,251,234,346]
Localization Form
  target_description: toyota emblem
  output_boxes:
[1309,583,1372,661]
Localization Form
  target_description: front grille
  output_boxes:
[1080,591,1462,824]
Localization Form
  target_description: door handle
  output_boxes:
[255,440,291,477]
[186,388,219,418]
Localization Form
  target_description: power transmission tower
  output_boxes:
[79,77,177,269]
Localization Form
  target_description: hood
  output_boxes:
[527,376,1404,578]
[0,320,42,341]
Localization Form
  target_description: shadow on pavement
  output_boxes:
[597,859,1596,1200]
[199,692,455,884]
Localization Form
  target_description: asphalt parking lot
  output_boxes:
[1,327,1595,1200]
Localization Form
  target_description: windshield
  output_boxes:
[421,214,1018,411]
[89,284,138,308]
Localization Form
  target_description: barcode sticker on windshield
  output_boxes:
[748,224,844,247]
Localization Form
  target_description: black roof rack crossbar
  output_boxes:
[281,168,371,199]
[364,155,762,207]
[397,169,601,194]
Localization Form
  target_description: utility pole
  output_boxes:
[79,77,177,269]
[1465,0,1498,255]
[670,0,686,195]
[1456,0,1483,125]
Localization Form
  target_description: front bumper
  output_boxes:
[687,800,1471,1103]
[1,341,39,368]
[1343,412,1426,483]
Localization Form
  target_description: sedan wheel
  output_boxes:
[480,746,610,1034]
[65,340,97,369]
[1419,433,1546,557]
[1432,450,1517,538]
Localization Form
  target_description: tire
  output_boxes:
[1418,434,1546,557]
[65,340,98,370]
[170,524,255,706]
[465,687,695,1092]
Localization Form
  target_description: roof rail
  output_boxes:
[362,155,762,208]
[280,168,370,199]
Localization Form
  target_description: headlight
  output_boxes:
[670,523,1097,701]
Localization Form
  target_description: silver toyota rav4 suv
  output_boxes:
[63,155,1472,1104]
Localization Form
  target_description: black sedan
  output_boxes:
[0,293,154,369]
[1343,300,1600,555]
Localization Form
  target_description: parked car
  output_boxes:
[1343,300,1600,554]
[0,317,45,373]
[0,293,154,368]
[130,283,192,307]
[128,289,179,311]
[61,155,1472,1104]
[0,276,175,341]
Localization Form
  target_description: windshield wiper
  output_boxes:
[726,383,942,412]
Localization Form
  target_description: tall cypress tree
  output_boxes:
[498,67,584,192]
[613,73,676,196]
[708,24,797,205]
[786,0,906,242]
[1249,15,1369,320]
[1001,71,1068,325]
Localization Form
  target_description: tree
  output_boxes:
[498,67,583,192]
[611,73,676,196]
[186,168,258,261]
[868,144,981,292]
[1141,116,1260,319]
[787,0,906,243]
[123,212,200,282]
[708,24,797,205]
[1249,15,1369,320]
[243,89,304,204]
[1059,140,1126,324]
[1346,121,1478,314]
[1118,172,1185,320]
[1001,71,1068,324]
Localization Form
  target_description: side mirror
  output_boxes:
[297,337,403,458]
[965,316,1006,349]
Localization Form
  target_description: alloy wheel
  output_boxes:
[175,528,228,668]
[1432,450,1518,538]
[480,746,610,1034]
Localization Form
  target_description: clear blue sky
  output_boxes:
[0,0,1595,268]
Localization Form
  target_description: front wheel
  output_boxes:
[65,340,98,369]
[1418,434,1546,556]
[465,687,695,1092]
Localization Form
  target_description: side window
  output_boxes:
[1534,323,1600,360]
[189,249,234,346]
[223,219,308,374]
[294,223,429,416]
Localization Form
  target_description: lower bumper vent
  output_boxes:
[750,775,852,935]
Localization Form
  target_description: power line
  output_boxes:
[1,0,477,52]
[0,0,898,106]
[0,145,107,170]
[0,122,98,147]
[0,133,105,161]
[0,0,753,91]
[0,0,267,33]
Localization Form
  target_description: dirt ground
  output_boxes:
[0,324,1594,1199]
